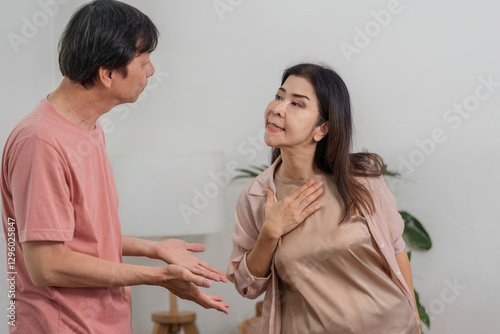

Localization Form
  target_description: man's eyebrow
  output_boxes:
[278,87,310,101]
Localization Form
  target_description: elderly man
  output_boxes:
[1,1,229,333]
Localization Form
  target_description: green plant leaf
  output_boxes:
[231,174,255,181]
[232,165,270,181]
[415,289,430,329]
[400,211,432,251]
[234,168,260,177]
[257,164,269,171]
[407,250,412,261]
[383,164,402,178]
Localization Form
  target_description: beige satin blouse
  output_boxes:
[274,172,419,334]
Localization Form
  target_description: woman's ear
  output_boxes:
[313,121,329,142]
[98,67,113,88]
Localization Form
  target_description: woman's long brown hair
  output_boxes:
[271,63,385,222]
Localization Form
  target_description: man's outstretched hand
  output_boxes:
[158,264,229,314]
[151,238,227,283]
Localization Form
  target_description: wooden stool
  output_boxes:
[255,301,263,317]
[237,301,264,334]
[151,292,199,334]
[238,317,261,334]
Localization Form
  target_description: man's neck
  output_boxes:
[48,77,117,130]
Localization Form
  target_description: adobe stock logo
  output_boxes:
[178,129,267,224]
[398,74,499,177]
[425,277,467,322]
[213,0,244,21]
[7,0,73,54]
[340,0,403,63]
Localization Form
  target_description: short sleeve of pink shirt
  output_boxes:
[9,137,75,242]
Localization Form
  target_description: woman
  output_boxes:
[227,63,421,334]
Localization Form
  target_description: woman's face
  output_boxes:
[264,75,327,151]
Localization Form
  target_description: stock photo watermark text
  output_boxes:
[426,277,467,322]
[178,129,266,224]
[6,218,17,327]
[213,0,244,21]
[340,0,403,63]
[398,74,499,176]
[7,0,73,54]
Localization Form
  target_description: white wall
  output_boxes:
[1,0,499,333]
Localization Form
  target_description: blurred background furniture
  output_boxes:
[238,301,263,334]
[151,292,199,334]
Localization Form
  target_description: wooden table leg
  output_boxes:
[152,323,169,334]
[168,324,179,334]
[183,323,199,334]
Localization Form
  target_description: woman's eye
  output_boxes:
[275,94,283,100]
[292,102,304,108]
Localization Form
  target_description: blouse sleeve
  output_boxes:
[371,176,406,254]
[226,181,271,299]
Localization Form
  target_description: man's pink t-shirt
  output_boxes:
[1,98,132,333]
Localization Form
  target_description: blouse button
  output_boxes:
[380,243,385,249]
[397,271,402,276]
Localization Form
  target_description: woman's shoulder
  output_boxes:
[234,163,278,219]
[236,174,268,208]
[235,178,257,205]
[355,174,386,190]
[240,163,278,197]
[239,178,261,204]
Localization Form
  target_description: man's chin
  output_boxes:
[132,89,148,103]
[125,95,140,104]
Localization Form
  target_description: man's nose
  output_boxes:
[146,62,155,78]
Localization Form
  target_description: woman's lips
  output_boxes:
[267,122,284,133]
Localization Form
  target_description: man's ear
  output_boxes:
[98,67,113,88]
[313,121,329,142]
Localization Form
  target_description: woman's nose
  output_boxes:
[272,101,286,116]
